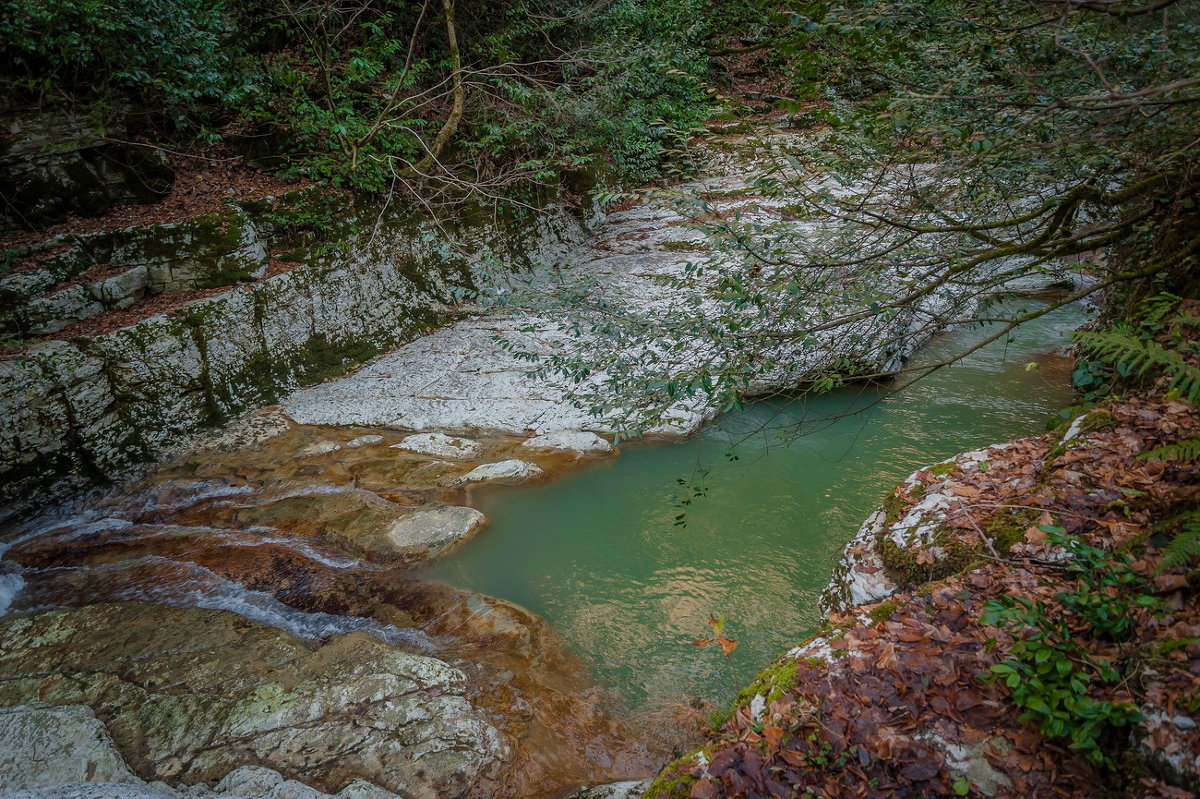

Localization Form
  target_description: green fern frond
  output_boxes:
[1138,437,1200,463]
[1071,327,1200,403]
[1160,510,1200,569]
[1140,292,1182,326]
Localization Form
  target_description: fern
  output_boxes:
[1071,326,1200,402]
[1160,510,1200,569]
[1138,437,1200,462]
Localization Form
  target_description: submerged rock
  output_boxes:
[567,781,650,799]
[0,603,509,799]
[343,434,384,449]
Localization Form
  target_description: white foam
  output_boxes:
[0,569,24,616]
[90,557,434,651]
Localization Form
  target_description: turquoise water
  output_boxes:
[429,301,1091,714]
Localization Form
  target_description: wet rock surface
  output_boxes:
[0,703,141,792]
[0,604,507,798]
[0,415,655,798]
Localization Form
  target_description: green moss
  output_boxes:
[732,659,803,709]
[985,508,1039,554]
[1080,410,1118,432]
[295,333,382,386]
[643,772,697,799]
[867,599,903,623]
[779,202,812,220]
[882,488,912,527]
[877,527,978,587]
[1044,443,1068,469]
[644,747,713,799]
[698,187,757,201]
[925,461,962,478]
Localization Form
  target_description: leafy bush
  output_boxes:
[982,525,1165,767]
[1,0,245,107]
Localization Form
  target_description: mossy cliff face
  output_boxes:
[0,187,594,509]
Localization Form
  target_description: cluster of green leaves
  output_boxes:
[982,525,1165,767]
[228,3,433,192]
[1071,293,1200,402]
[1,0,248,110]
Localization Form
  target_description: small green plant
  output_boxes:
[1071,293,1200,403]
[1158,509,1200,571]
[1138,437,1200,464]
[981,525,1165,767]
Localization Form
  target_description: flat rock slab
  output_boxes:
[519,431,613,455]
[2,766,402,799]
[383,505,487,557]
[0,704,139,793]
[0,604,509,799]
[390,432,484,460]
[284,318,607,435]
[445,459,545,486]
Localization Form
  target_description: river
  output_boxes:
[428,298,1089,716]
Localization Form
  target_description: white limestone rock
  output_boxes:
[4,784,176,799]
[445,459,544,486]
[818,509,898,615]
[390,432,484,460]
[519,431,612,455]
[0,704,140,794]
[343,434,383,449]
[566,781,650,799]
[300,440,344,458]
[382,505,487,557]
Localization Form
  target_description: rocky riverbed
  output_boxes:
[1,119,1093,799]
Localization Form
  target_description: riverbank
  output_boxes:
[645,392,1200,798]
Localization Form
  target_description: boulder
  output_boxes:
[444,459,544,486]
[390,433,484,460]
[0,703,140,793]
[519,431,612,455]
[382,505,487,559]
[566,781,650,799]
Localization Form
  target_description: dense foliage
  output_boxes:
[0,0,761,193]
[498,0,1200,434]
